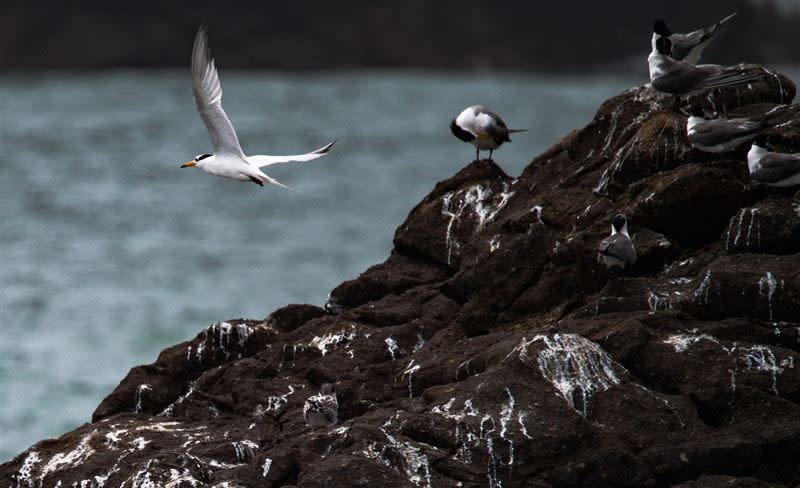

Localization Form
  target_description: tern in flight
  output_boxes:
[181,26,336,187]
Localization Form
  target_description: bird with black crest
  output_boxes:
[652,13,737,65]
[597,214,637,270]
[648,36,765,111]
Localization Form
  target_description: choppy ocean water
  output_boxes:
[6,68,785,461]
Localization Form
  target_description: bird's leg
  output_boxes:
[489,149,494,160]
[672,95,681,113]
[476,148,480,161]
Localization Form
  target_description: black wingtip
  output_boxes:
[314,140,337,154]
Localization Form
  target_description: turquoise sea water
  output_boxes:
[4,68,779,461]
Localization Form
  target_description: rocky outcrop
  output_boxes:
[3,66,799,488]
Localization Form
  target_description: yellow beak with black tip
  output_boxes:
[181,161,197,168]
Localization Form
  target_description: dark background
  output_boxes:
[2,0,798,72]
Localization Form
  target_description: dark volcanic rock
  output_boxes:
[3,68,800,488]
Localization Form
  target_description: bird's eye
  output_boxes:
[196,154,211,161]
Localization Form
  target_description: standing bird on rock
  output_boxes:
[450,105,526,161]
[303,383,338,428]
[180,26,336,187]
[648,37,765,111]
[747,135,800,187]
[652,13,737,65]
[597,214,637,269]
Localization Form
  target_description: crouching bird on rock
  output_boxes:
[747,135,800,187]
[304,383,338,428]
[450,105,526,161]
[597,214,637,270]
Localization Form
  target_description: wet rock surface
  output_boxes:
[3,68,799,488]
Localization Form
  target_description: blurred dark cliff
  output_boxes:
[2,0,799,72]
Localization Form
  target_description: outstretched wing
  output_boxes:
[247,140,336,169]
[192,26,244,157]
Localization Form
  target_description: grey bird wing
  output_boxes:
[670,13,736,64]
[486,110,509,129]
[192,26,245,157]
[655,62,764,95]
[598,234,637,266]
[652,61,719,94]
[701,69,766,90]
[754,153,800,183]
[248,140,336,168]
[690,118,763,146]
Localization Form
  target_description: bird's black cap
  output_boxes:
[753,134,772,150]
[688,105,708,118]
[653,19,672,36]
[611,213,627,232]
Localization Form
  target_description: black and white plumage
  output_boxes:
[648,37,765,109]
[597,214,637,269]
[686,106,764,153]
[652,13,737,65]
[180,26,336,187]
[303,383,338,428]
[450,105,526,160]
[747,136,800,187]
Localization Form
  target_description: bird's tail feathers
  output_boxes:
[259,172,294,191]
[759,103,800,124]
[508,128,528,134]
[719,12,738,26]
[702,12,737,42]
[703,71,766,90]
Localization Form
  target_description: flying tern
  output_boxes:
[181,26,336,187]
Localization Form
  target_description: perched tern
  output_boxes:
[180,26,336,187]
[747,135,800,187]
[686,106,764,153]
[450,105,526,160]
[686,104,798,153]
[597,214,637,269]
[648,37,765,110]
[303,383,338,428]
[652,13,737,65]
